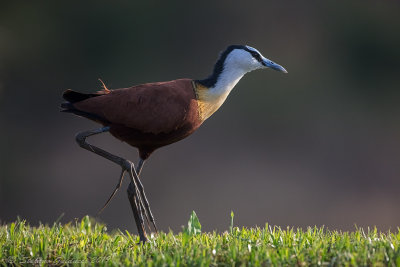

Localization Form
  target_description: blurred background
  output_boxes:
[1,1,399,233]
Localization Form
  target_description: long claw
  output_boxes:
[96,169,126,216]
[141,201,152,232]
[127,165,150,230]
[127,183,147,242]
[129,162,158,233]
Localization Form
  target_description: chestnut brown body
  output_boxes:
[62,79,203,159]
[62,46,287,161]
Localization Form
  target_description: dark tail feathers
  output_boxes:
[62,89,103,103]
[61,89,109,124]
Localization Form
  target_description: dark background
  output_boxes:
[1,1,399,234]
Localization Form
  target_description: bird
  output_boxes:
[61,44,287,242]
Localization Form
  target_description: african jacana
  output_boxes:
[61,45,287,242]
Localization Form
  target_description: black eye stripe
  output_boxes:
[251,52,262,61]
[244,47,262,61]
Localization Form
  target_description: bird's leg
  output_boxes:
[97,164,151,229]
[131,159,158,233]
[97,165,151,234]
[94,161,151,234]
[75,126,147,242]
[126,163,150,232]
[126,182,147,241]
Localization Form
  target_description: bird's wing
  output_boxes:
[73,79,197,134]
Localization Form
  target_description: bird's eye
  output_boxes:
[252,52,261,61]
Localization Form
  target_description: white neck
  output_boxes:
[209,64,247,97]
[195,65,248,121]
[195,48,260,121]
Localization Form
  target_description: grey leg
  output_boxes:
[133,159,158,233]
[75,126,148,242]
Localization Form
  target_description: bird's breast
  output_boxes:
[193,82,230,121]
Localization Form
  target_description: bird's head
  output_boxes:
[222,45,288,74]
[197,44,287,89]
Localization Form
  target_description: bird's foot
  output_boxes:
[96,158,157,242]
[122,160,158,234]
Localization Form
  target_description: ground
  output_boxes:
[1,213,399,266]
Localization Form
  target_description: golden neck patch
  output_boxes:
[192,81,231,122]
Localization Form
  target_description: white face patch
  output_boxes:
[245,45,268,66]
[208,48,264,98]
[224,49,263,72]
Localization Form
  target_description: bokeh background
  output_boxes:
[1,1,399,234]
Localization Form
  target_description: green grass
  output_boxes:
[1,212,400,266]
